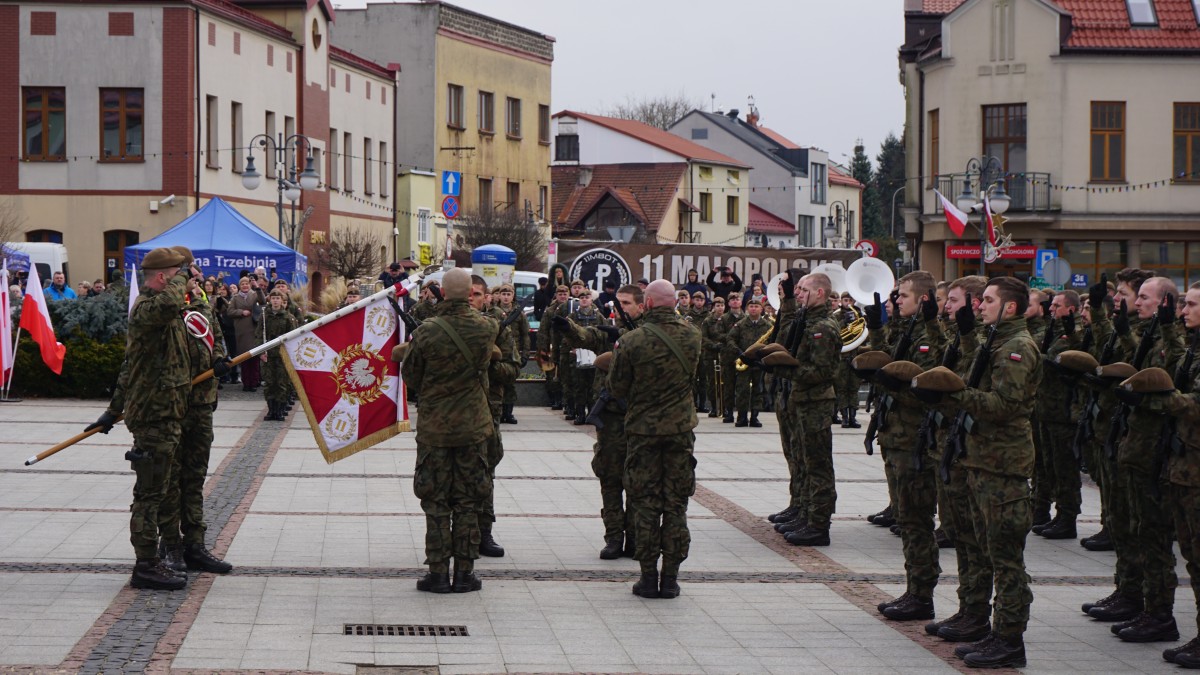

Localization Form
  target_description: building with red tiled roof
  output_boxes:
[550,164,691,241]
[899,0,1200,282]
[551,111,751,244]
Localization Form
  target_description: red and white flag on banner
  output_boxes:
[934,189,969,238]
[19,263,65,375]
[1,261,13,389]
[282,296,409,463]
[982,194,998,246]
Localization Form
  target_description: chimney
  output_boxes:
[747,109,760,127]
[726,108,739,120]
[578,167,593,187]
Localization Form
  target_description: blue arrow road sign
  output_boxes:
[1035,249,1057,277]
[442,171,461,196]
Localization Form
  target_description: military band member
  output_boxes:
[477,277,520,559]
[688,290,711,413]
[555,280,588,420]
[725,299,771,427]
[718,295,744,422]
[538,285,570,410]
[494,283,529,424]
[568,291,603,423]
[836,291,863,428]
[261,289,298,421]
[700,297,727,418]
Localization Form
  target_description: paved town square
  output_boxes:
[0,390,1192,674]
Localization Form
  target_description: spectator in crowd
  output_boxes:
[91,279,107,295]
[681,269,707,298]
[213,282,239,384]
[597,279,619,308]
[741,274,767,307]
[77,280,93,297]
[638,278,649,290]
[8,285,21,318]
[46,272,76,301]
[268,268,279,285]
[341,285,362,309]
[533,277,550,321]
[379,262,408,288]
[706,266,743,300]
[227,275,265,391]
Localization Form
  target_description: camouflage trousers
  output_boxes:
[884,446,941,599]
[943,464,995,616]
[557,353,577,406]
[572,367,596,411]
[720,354,736,412]
[128,420,183,560]
[798,402,836,530]
[1124,467,1177,613]
[880,447,899,515]
[702,352,722,412]
[626,432,696,576]
[159,405,214,546]
[544,361,561,400]
[777,390,806,514]
[1041,422,1082,517]
[413,440,491,573]
[1107,456,1143,599]
[1170,483,1200,633]
[965,469,1033,637]
[693,354,709,407]
[835,360,859,410]
[263,354,289,403]
[592,408,630,541]
[1031,413,1054,516]
[503,379,518,405]
[734,368,763,414]
[480,420,505,526]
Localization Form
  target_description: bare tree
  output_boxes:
[605,91,704,130]
[0,198,28,267]
[314,226,384,283]
[453,208,546,271]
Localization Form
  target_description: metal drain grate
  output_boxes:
[344,624,469,637]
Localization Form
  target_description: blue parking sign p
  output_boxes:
[1035,249,1057,277]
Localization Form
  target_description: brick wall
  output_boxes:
[438,5,554,61]
[30,11,55,35]
[108,12,134,36]
[162,7,194,196]
[0,6,19,192]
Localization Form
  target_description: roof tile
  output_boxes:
[550,163,689,234]
[748,204,796,235]
[557,111,751,168]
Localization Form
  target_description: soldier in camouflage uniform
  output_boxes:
[608,279,702,600]
[718,295,744,422]
[410,281,442,322]
[477,279,521,558]
[261,290,298,421]
[725,299,771,427]
[835,292,863,428]
[157,263,234,576]
[403,268,497,594]
[86,247,193,590]
[920,276,1042,669]
[537,285,569,409]
[700,297,726,418]
[687,291,711,413]
[1024,290,1054,528]
[866,271,947,622]
[494,284,529,424]
[568,292,603,423]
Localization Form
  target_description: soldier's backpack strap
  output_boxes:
[426,317,488,390]
[641,322,693,375]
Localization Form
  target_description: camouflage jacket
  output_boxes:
[1118,317,1185,473]
[1026,315,1047,349]
[1035,322,1085,422]
[775,301,842,403]
[868,313,946,450]
[109,269,192,427]
[609,306,701,435]
[951,316,1042,478]
[497,302,530,354]
[411,299,438,322]
[700,312,726,357]
[1162,338,1200,486]
[184,293,227,406]
[725,315,772,354]
[536,299,562,352]
[717,312,744,356]
[262,306,298,354]
[404,299,497,446]
[485,305,521,409]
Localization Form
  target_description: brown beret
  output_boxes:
[877,360,923,391]
[570,279,586,288]
[760,343,788,356]
[1054,350,1099,374]
[852,350,893,373]
[490,345,503,362]
[1096,362,1136,382]
[391,343,409,363]
[594,352,614,372]
[743,343,769,361]
[762,351,801,367]
[1120,367,1174,393]
[912,366,966,393]
[169,245,194,268]
[496,283,514,294]
[556,285,570,293]
[141,246,187,271]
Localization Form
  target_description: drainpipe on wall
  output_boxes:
[194,6,201,212]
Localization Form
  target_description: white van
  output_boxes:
[421,268,544,307]
[7,242,70,285]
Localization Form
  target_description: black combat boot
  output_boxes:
[784,525,829,547]
[926,608,964,636]
[263,402,276,421]
[1081,527,1114,551]
[632,565,659,599]
[935,528,955,549]
[722,408,734,423]
[563,402,575,420]
[479,526,504,557]
[890,524,902,536]
[734,412,748,427]
[1118,611,1179,643]
[659,574,680,599]
[1167,636,1200,665]
[452,561,482,593]
[866,505,891,524]
[774,517,808,534]
[768,506,800,523]
[939,613,991,642]
[550,396,563,411]
[882,594,934,621]
[707,407,719,418]
[1032,512,1058,536]
[573,404,587,425]
[416,570,452,593]
[847,407,861,428]
[501,403,518,424]
[749,412,762,428]
[130,558,186,590]
[1040,515,1077,540]
[696,399,709,414]
[878,592,911,613]
[872,507,896,528]
[1082,589,1121,614]
[1031,505,1052,530]
[1111,613,1144,635]
[158,540,187,574]
[622,533,636,558]
[832,408,842,425]
[599,536,623,560]
[1088,593,1143,621]
[963,632,1026,669]
[953,631,997,659]
[183,543,233,573]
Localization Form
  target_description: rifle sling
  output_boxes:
[642,323,693,375]
[427,317,488,392]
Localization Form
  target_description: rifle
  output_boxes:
[1102,313,1161,459]
[1152,330,1198,495]
[864,315,918,455]
[939,324,999,484]
[1072,323,1118,464]
[1040,317,1056,354]
[612,299,637,332]
[584,387,626,429]
[784,306,808,353]
[915,329,962,470]
[386,294,422,337]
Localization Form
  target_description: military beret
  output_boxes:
[760,343,788,356]
[1054,350,1099,374]
[1096,362,1136,382]
[594,352,614,373]
[391,343,409,363]
[496,283,514,294]
[762,351,801,368]
[1120,367,1174,394]
[490,345,503,362]
[169,245,194,268]
[851,350,892,381]
[556,285,570,293]
[877,360,923,392]
[570,279,586,288]
[743,343,769,361]
[141,246,187,271]
[912,366,966,393]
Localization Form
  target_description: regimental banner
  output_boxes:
[283,296,409,463]
[554,241,863,293]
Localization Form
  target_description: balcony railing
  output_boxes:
[932,172,1054,213]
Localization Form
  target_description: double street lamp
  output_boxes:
[825,199,852,248]
[955,156,1011,275]
[241,133,321,251]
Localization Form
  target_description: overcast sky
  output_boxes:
[332,0,908,166]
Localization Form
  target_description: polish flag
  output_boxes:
[1,261,13,388]
[19,263,66,375]
[982,195,998,246]
[127,263,140,316]
[935,189,969,238]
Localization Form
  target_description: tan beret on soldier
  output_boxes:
[1054,350,1099,374]
[140,246,188,271]
[594,352,614,372]
[1120,366,1174,393]
[851,350,893,381]
[877,360,923,392]
[762,351,801,368]
[391,343,409,363]
[169,245,194,268]
[1096,362,1137,383]
[760,343,788,356]
[912,366,967,392]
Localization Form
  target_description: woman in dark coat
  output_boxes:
[227,276,265,391]
[213,281,239,384]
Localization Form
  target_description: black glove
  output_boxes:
[400,312,420,334]
[1113,388,1144,407]
[429,285,443,302]
[1114,299,1131,336]
[921,290,938,322]
[955,295,976,335]
[865,292,884,330]
[211,399,219,412]
[780,270,795,299]
[1088,274,1108,309]
[888,289,900,317]
[596,325,621,343]
[1158,294,1176,324]
[85,411,118,434]
[912,388,944,405]
[520,355,529,368]
[212,356,233,378]
[551,315,571,332]
[1062,310,1076,336]
[1041,300,1052,319]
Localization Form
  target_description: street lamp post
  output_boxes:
[954,156,1011,276]
[241,133,321,252]
[827,200,851,249]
